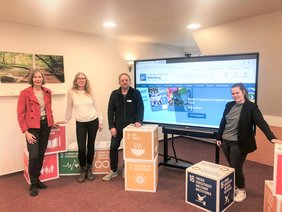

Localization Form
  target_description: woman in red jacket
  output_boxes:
[17,69,56,197]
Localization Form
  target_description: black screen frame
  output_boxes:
[134,52,259,131]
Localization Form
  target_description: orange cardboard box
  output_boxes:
[93,149,110,174]
[24,149,59,184]
[263,180,282,212]
[125,156,158,192]
[92,141,111,174]
[123,124,158,161]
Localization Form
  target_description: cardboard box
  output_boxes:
[123,124,158,161]
[24,149,59,184]
[264,180,282,212]
[273,144,282,196]
[125,156,158,192]
[58,141,111,175]
[45,126,67,154]
[95,140,110,150]
[59,151,80,175]
[93,149,110,174]
[186,161,234,212]
[92,141,111,174]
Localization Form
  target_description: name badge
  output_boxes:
[127,99,132,103]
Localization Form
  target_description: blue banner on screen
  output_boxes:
[135,53,259,129]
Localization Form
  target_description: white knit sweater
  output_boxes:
[64,89,103,123]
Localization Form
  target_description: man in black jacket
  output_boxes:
[103,73,144,181]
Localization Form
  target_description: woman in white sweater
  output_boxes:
[57,72,103,182]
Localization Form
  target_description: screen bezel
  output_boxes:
[134,52,259,130]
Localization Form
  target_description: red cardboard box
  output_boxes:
[273,144,282,196]
[45,126,66,154]
[23,149,59,184]
[264,180,282,212]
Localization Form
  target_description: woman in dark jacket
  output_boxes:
[216,83,282,202]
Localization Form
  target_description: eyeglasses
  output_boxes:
[77,77,86,80]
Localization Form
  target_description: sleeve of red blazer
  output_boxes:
[17,91,28,133]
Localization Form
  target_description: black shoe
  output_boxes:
[29,184,38,197]
[37,181,48,189]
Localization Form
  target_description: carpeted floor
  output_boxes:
[0,137,272,211]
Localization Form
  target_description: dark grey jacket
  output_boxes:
[217,100,276,154]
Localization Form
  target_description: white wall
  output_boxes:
[0,21,185,175]
[193,10,282,117]
[192,11,282,166]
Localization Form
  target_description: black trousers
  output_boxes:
[76,118,99,167]
[109,132,123,172]
[26,119,51,184]
[222,139,247,189]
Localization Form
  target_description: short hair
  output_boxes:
[27,69,46,85]
[118,73,131,82]
[231,82,249,100]
[72,72,91,94]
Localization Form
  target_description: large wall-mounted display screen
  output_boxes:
[134,53,259,129]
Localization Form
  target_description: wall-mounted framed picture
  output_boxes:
[0,51,66,96]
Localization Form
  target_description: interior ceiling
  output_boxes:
[1,0,282,48]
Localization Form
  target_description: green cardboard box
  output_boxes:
[59,151,80,175]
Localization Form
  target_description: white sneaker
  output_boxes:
[102,170,118,181]
[234,189,247,202]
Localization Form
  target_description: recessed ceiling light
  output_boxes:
[103,22,117,28]
[187,23,201,30]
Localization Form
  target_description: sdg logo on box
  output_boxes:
[24,149,59,184]
[186,161,234,212]
[46,126,67,154]
[124,124,158,161]
[125,157,158,192]
[93,149,110,174]
[59,151,80,175]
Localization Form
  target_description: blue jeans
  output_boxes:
[76,118,99,167]
[222,139,247,189]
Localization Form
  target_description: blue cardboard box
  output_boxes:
[186,161,234,212]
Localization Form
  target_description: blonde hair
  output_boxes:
[27,69,47,85]
[72,72,91,94]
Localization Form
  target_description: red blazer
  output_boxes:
[17,86,54,133]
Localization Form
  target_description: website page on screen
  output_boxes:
[135,58,257,128]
